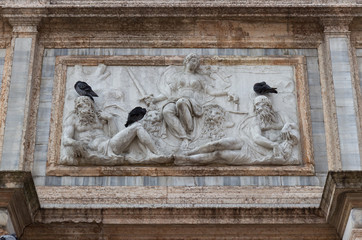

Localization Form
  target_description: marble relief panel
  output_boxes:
[46,55,314,176]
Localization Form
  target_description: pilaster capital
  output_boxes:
[7,17,41,33]
[320,17,353,34]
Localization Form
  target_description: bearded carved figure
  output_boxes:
[60,96,169,166]
[174,95,300,166]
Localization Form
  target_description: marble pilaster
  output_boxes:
[0,18,40,170]
[321,17,362,171]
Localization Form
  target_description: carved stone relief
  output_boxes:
[56,54,308,168]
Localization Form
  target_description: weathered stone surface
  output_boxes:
[45,55,314,176]
[0,0,361,239]
[36,186,323,208]
[20,171,362,239]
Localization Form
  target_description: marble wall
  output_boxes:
[33,48,328,187]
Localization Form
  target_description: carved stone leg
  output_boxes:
[176,98,194,133]
[109,123,142,154]
[162,103,188,139]
[110,123,159,155]
[174,152,220,165]
[186,137,242,155]
[135,126,160,155]
[175,149,242,165]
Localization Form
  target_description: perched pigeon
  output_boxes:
[0,234,18,240]
[74,81,98,101]
[125,107,147,127]
[253,81,278,94]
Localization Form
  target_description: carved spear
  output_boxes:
[126,67,153,106]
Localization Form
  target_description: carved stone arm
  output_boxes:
[205,86,228,97]
[251,125,277,149]
[97,110,113,123]
[62,116,77,146]
[144,93,167,104]
[206,87,239,104]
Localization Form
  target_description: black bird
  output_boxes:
[74,81,98,101]
[125,107,147,127]
[253,81,278,94]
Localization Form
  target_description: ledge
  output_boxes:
[0,4,361,19]
[2,0,361,8]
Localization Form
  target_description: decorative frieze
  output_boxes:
[46,54,314,176]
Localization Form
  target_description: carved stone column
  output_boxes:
[0,17,41,170]
[320,17,362,171]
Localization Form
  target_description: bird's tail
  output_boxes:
[269,88,278,94]
[86,95,95,101]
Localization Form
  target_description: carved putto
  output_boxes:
[59,54,302,166]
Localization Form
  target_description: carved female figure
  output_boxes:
[148,53,233,149]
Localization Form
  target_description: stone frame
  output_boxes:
[46,55,314,176]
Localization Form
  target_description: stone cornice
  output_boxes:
[35,207,325,225]
[36,186,323,208]
[0,5,360,18]
[1,0,360,8]
[32,7,362,18]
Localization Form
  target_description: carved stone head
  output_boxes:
[145,110,162,123]
[183,53,200,72]
[253,95,278,129]
[204,105,225,125]
[253,95,273,114]
[74,96,97,124]
[74,96,94,112]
